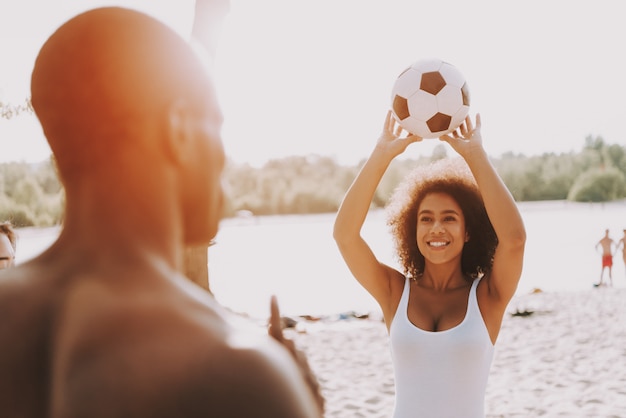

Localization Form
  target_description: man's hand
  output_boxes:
[268,295,325,415]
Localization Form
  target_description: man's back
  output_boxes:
[0,261,317,417]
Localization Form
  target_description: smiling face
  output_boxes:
[415,192,468,267]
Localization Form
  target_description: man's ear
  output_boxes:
[165,99,194,166]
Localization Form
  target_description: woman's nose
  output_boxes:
[431,220,445,233]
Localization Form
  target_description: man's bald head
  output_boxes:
[31,7,219,174]
[30,7,225,245]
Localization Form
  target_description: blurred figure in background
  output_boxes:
[616,229,626,280]
[0,221,16,270]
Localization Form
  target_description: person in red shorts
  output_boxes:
[595,229,616,287]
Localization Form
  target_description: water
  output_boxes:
[14,200,626,319]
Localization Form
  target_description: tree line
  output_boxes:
[1,135,625,228]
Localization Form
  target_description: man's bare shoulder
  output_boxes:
[50,275,319,417]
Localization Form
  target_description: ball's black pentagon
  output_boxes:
[426,112,452,133]
[393,95,410,120]
[461,82,470,106]
[420,71,446,95]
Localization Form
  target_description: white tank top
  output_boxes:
[389,277,494,418]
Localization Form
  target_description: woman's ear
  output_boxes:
[465,231,470,242]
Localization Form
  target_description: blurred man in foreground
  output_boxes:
[0,7,321,417]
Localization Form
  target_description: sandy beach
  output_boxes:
[284,287,626,417]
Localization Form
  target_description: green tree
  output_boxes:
[568,167,626,202]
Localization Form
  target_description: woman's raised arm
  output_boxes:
[333,111,420,311]
[441,114,526,307]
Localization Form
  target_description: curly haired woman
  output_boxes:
[333,111,526,417]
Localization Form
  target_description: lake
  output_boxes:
[14,200,626,319]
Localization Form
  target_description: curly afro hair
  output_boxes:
[386,157,497,280]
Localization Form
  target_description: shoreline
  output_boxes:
[12,200,626,320]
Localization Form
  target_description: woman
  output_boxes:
[333,111,525,417]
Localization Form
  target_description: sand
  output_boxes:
[283,287,626,417]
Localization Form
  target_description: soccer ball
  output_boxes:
[390,58,470,138]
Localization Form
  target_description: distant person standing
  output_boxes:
[617,229,626,279]
[595,229,616,287]
[0,221,16,270]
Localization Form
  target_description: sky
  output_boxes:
[1,0,625,166]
